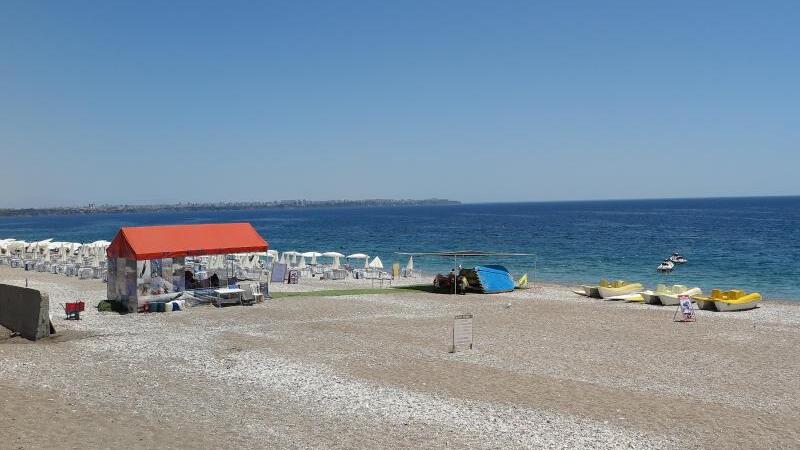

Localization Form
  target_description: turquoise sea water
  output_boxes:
[1,197,799,299]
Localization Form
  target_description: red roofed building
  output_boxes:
[106,223,268,312]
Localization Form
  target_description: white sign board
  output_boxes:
[451,314,473,352]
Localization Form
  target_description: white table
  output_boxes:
[213,287,245,307]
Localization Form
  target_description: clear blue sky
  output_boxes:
[1,1,798,207]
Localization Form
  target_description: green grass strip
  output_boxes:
[270,288,405,299]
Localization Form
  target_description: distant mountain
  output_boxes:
[0,198,461,217]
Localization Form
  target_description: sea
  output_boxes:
[1,196,799,300]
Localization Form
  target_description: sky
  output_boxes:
[1,0,798,208]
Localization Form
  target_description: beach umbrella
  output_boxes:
[32,238,53,255]
[369,256,383,269]
[407,256,414,270]
[282,251,301,265]
[297,255,307,269]
[302,252,322,265]
[8,240,26,255]
[345,253,369,269]
[323,252,344,269]
[282,252,293,265]
[0,239,14,255]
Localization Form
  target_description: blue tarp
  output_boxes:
[471,265,515,294]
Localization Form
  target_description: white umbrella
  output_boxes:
[297,255,307,269]
[369,256,383,269]
[282,251,300,265]
[8,240,26,255]
[407,256,414,270]
[302,252,322,265]
[323,252,344,269]
[34,238,53,255]
[346,253,368,259]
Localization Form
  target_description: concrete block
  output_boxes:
[0,284,52,341]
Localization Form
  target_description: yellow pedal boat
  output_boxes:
[639,284,701,305]
[577,285,601,298]
[597,279,643,299]
[692,289,761,312]
[655,285,702,306]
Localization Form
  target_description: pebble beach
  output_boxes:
[1,266,799,449]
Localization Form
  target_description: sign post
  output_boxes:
[451,314,473,353]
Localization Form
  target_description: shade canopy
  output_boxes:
[322,252,345,258]
[107,223,268,261]
[301,252,322,258]
[346,253,368,259]
[368,256,384,269]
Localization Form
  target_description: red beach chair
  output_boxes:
[64,301,85,320]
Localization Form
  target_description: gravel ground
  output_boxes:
[1,267,799,449]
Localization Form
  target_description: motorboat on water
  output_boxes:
[669,252,688,264]
[657,259,675,272]
[656,285,702,306]
[597,279,643,299]
[693,289,761,311]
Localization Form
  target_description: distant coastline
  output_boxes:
[0,198,460,217]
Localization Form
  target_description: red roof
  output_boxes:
[106,223,268,260]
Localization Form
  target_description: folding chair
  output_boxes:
[673,295,696,322]
[250,283,264,303]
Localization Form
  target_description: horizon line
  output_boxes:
[464,193,800,206]
[2,193,799,212]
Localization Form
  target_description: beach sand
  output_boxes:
[1,266,799,449]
